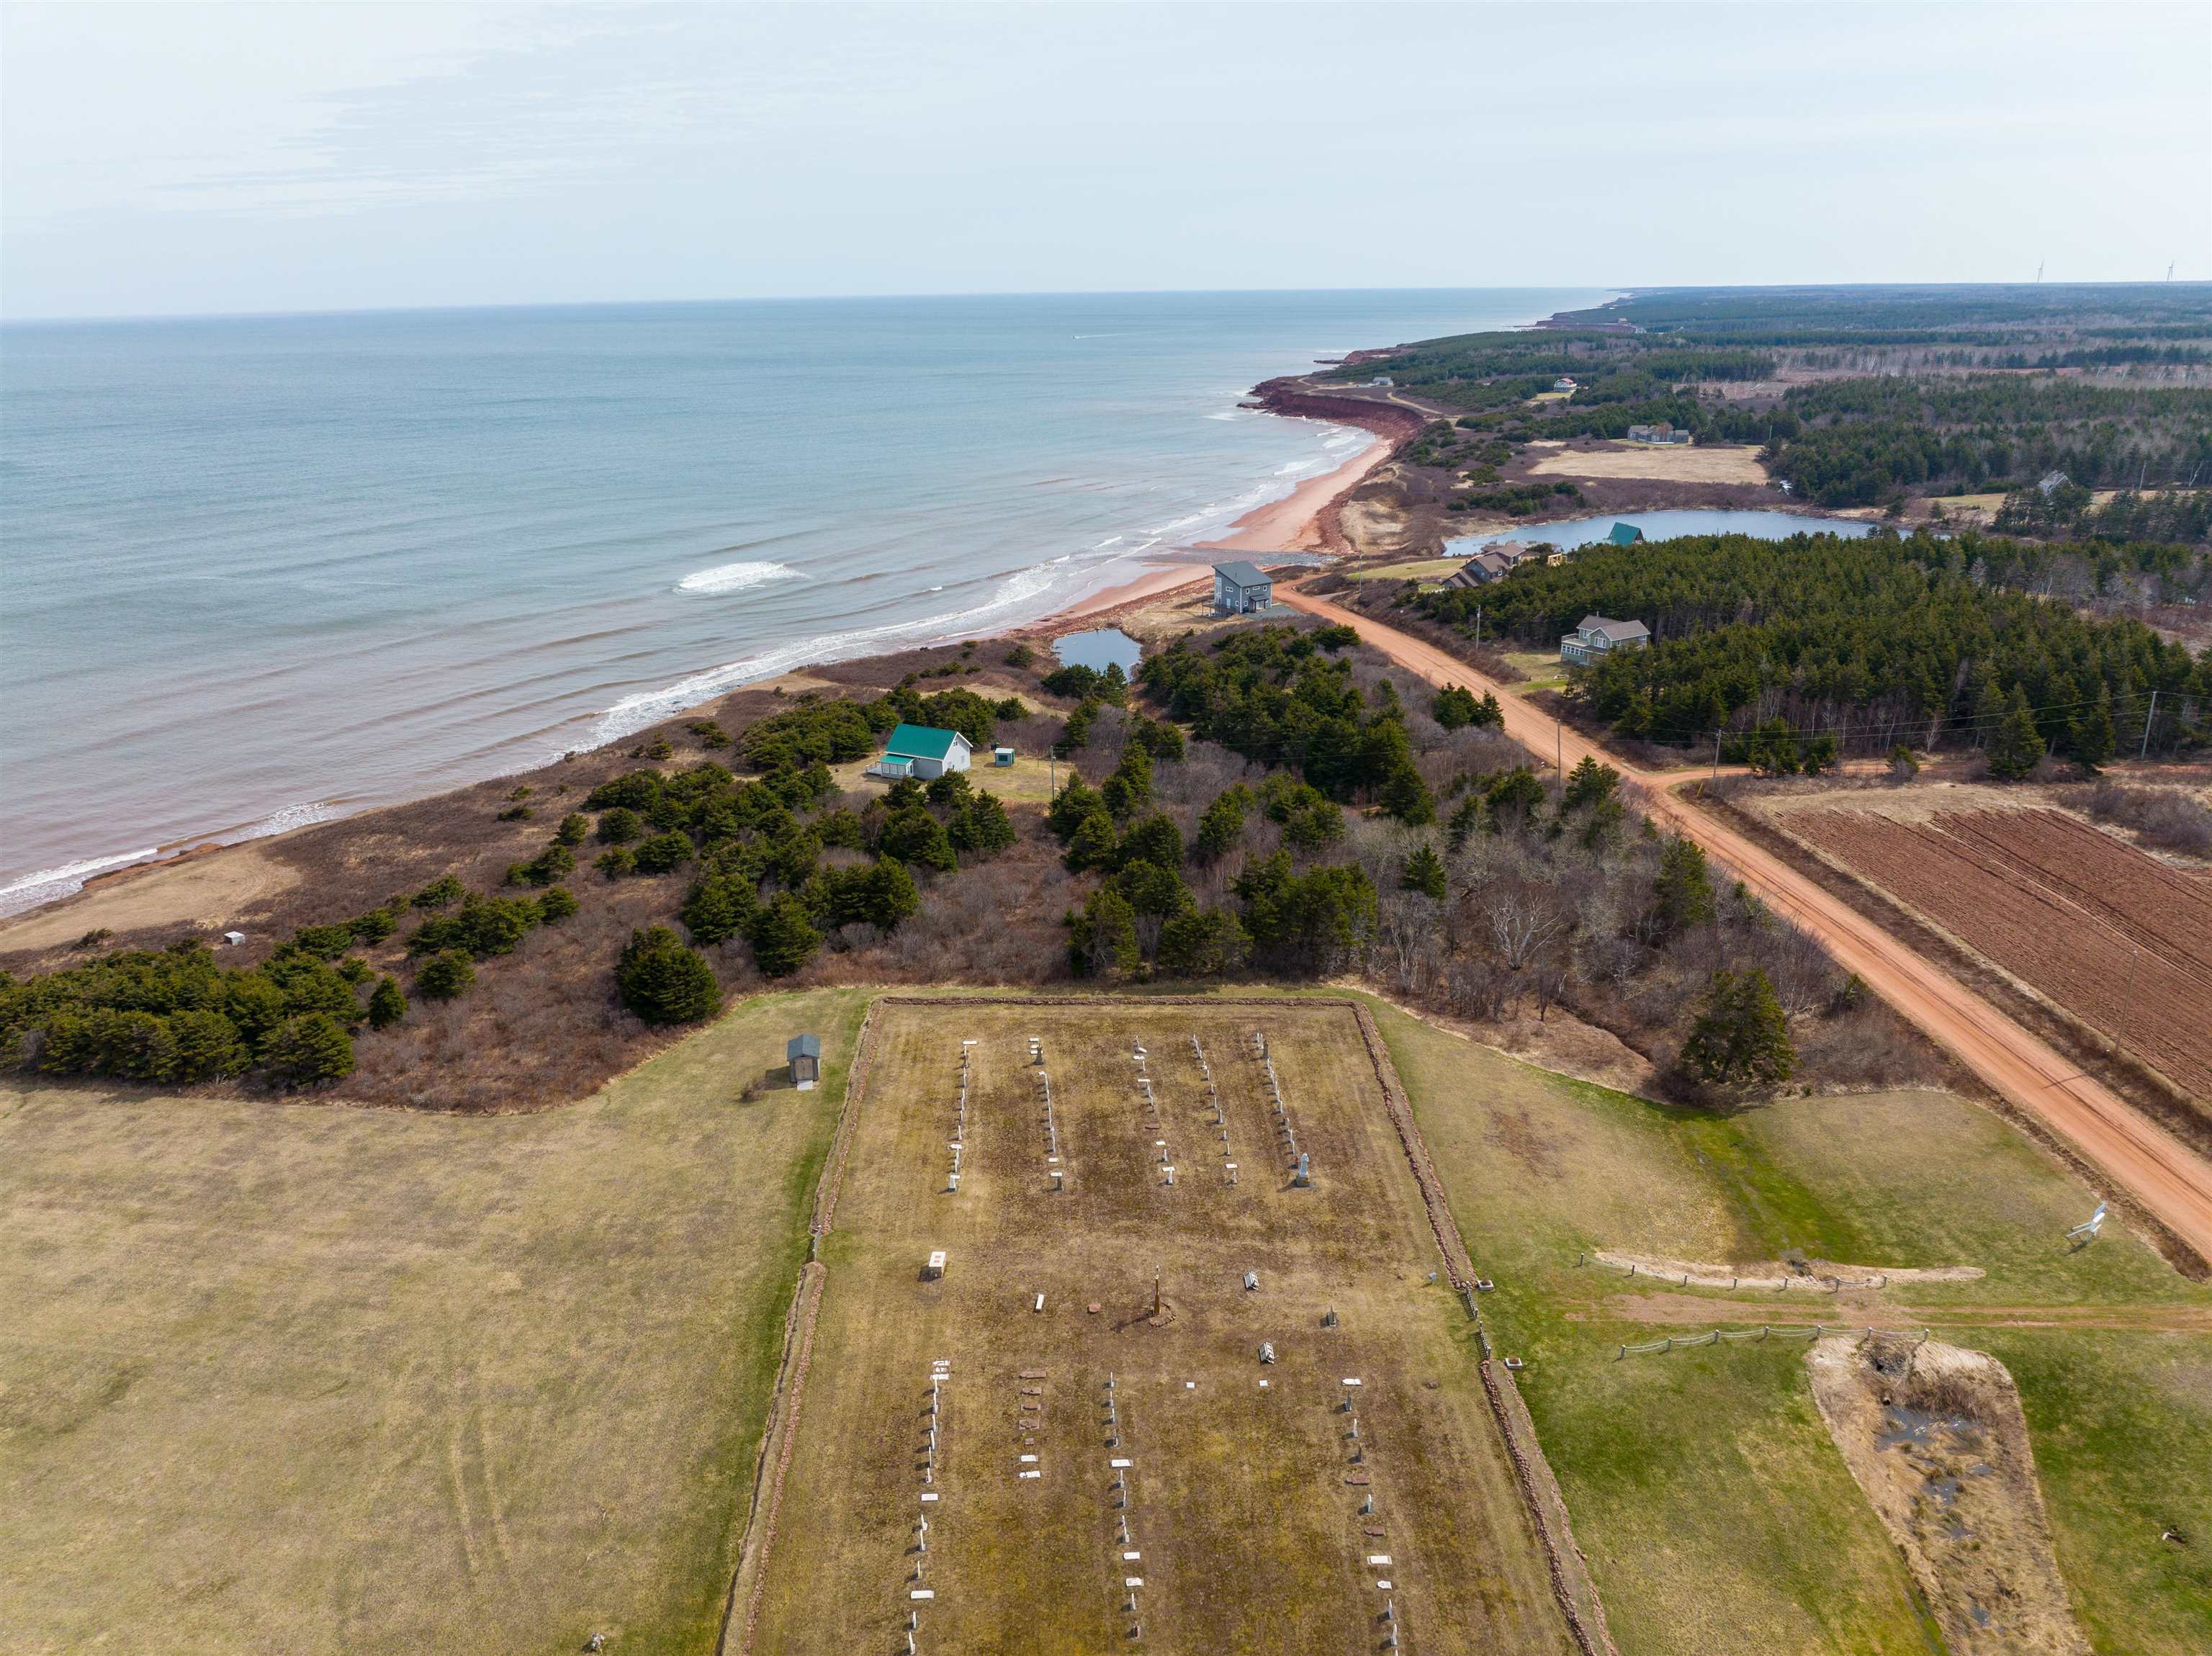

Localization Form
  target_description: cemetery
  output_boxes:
[743,999,1579,1654]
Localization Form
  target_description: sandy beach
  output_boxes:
[1046,432,1392,626]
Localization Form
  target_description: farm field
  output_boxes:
[1519,440,1769,485]
[1370,996,2212,1656]
[1779,805,2212,1099]
[746,999,1578,1656]
[0,987,871,1656]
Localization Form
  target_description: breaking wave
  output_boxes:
[593,561,1068,744]
[675,560,801,595]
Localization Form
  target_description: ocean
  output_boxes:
[0,288,1603,911]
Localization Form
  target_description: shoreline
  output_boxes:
[1039,431,1393,627]
[0,415,1396,927]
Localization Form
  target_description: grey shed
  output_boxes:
[786,1033,822,1091]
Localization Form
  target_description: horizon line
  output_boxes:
[6,278,2206,330]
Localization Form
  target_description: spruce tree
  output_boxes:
[1681,968,1796,1091]
[747,896,822,980]
[415,949,475,1000]
[1069,888,1140,978]
[1063,812,1120,875]
[1653,835,1716,935]
[261,1012,356,1086]
[2071,687,2116,770]
[617,926,722,1023]
[367,976,407,1030]
[1401,843,1447,901]
[1379,762,1437,826]
[1986,686,2046,780]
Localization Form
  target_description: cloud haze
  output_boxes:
[4,0,2206,318]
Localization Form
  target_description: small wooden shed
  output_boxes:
[787,1033,822,1090]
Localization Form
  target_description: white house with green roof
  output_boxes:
[868,723,972,780]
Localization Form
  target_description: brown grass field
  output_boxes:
[0,988,871,1656]
[1520,441,1769,486]
[746,999,1577,1656]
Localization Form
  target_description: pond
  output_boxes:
[1446,508,1875,558]
[1053,626,1143,675]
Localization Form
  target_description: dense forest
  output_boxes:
[1412,529,2212,757]
[1768,375,2212,505]
[1548,284,2212,345]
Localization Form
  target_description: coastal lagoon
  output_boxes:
[1446,508,1876,557]
[1051,626,1143,675]
[1,288,1606,909]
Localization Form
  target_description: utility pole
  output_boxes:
[1474,606,1482,648]
[1712,729,1722,779]
[1557,719,1564,777]
[2141,690,2159,761]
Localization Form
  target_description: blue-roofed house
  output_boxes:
[868,723,973,781]
[1606,522,1645,546]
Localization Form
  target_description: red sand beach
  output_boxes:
[1049,434,1391,626]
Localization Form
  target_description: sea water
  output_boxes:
[1,289,1603,909]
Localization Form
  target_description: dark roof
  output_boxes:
[787,1034,822,1059]
[882,724,967,762]
[1212,560,1272,588]
[1573,614,1651,643]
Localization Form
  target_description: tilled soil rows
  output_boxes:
[1789,809,2212,1101]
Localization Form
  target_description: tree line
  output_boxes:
[1413,528,2212,756]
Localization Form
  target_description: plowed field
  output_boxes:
[1787,809,2212,1099]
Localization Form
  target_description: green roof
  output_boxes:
[883,723,964,762]
[1606,522,1645,545]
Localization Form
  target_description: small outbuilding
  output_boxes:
[924,1250,947,1280]
[870,723,973,780]
[1552,376,1578,392]
[993,745,1015,767]
[1211,560,1273,616]
[786,1032,822,1090]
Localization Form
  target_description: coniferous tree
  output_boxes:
[415,949,475,1000]
[616,927,722,1023]
[1063,812,1120,875]
[1401,843,1448,901]
[1195,787,1251,860]
[1154,908,1251,978]
[1681,967,1796,1091]
[1068,888,1141,978]
[747,896,822,980]
[1986,687,2046,780]
[261,1012,356,1086]
[1653,836,1716,936]
[2071,687,2116,770]
[367,976,407,1030]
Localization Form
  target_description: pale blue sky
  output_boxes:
[4,1,2206,320]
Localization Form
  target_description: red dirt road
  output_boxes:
[1280,587,2212,1264]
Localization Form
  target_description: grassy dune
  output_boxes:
[1370,998,2212,1655]
[0,987,871,1656]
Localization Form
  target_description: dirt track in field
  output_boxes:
[1277,586,2212,1268]
[1786,809,2212,1099]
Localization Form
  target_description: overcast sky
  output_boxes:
[4,1,2206,320]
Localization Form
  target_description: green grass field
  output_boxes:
[0,987,871,1656]
[1367,996,2212,1655]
